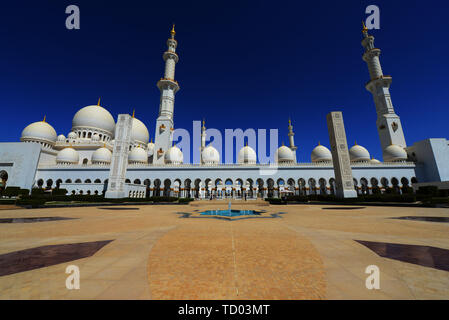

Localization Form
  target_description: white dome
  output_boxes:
[92,147,112,164]
[276,145,294,163]
[370,158,381,164]
[164,145,184,164]
[349,143,370,162]
[238,145,257,164]
[72,105,115,136]
[128,146,147,164]
[201,145,220,164]
[311,144,332,163]
[68,132,78,139]
[56,147,79,164]
[91,134,100,141]
[131,117,149,146]
[21,121,57,144]
[383,144,407,162]
[57,134,66,142]
[147,141,155,156]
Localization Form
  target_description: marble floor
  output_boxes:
[0,200,448,299]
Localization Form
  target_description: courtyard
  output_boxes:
[0,200,448,299]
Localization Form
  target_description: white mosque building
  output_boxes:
[0,25,448,199]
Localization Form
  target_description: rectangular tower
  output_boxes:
[326,111,357,198]
[105,114,133,199]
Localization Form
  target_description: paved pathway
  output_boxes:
[0,202,448,299]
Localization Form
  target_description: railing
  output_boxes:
[38,161,415,169]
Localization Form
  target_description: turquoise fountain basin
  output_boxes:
[200,209,259,217]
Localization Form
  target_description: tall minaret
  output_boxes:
[200,119,206,164]
[288,119,297,162]
[153,25,180,164]
[361,22,406,158]
[201,120,206,147]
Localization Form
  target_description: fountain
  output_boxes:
[200,200,258,217]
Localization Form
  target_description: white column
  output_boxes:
[105,114,133,199]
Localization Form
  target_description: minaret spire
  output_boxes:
[361,25,406,159]
[201,119,206,149]
[288,118,297,163]
[362,20,369,37]
[170,24,176,39]
[152,26,181,164]
[200,118,207,165]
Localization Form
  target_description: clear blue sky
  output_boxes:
[1,0,448,162]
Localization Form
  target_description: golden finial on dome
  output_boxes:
[318,141,321,146]
[170,24,176,38]
[97,97,101,106]
[362,20,368,33]
[43,115,46,123]
[245,141,248,147]
[132,109,135,118]
[281,141,285,146]
[150,138,153,143]
[288,118,291,125]
[354,140,358,145]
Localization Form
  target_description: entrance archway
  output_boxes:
[154,179,161,197]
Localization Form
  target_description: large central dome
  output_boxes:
[72,105,115,136]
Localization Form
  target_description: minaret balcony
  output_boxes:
[163,51,179,63]
[365,75,392,91]
[157,78,180,93]
[362,48,381,61]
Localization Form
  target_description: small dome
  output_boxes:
[383,144,407,162]
[147,140,155,156]
[276,145,294,163]
[56,147,79,164]
[57,134,66,142]
[370,158,381,164]
[92,147,112,164]
[202,145,220,164]
[311,144,332,163]
[68,132,78,140]
[165,145,184,164]
[72,104,115,136]
[349,143,370,162]
[91,134,100,141]
[131,117,150,146]
[128,146,147,164]
[21,120,57,144]
[238,145,257,164]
